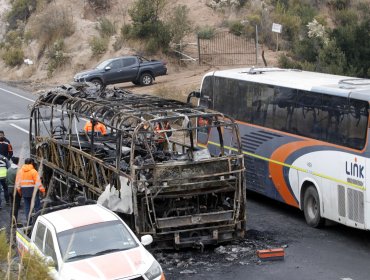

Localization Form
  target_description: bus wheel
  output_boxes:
[303,186,325,228]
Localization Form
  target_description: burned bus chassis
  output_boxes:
[30,84,246,249]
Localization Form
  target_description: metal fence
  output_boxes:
[198,30,257,66]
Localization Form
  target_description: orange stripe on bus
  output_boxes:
[269,140,320,208]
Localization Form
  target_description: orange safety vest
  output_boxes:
[84,121,107,135]
[154,124,166,143]
[16,164,45,198]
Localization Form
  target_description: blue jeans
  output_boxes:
[23,193,41,222]
[23,197,32,220]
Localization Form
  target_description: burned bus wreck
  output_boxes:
[29,84,246,248]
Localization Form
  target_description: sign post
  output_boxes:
[272,23,282,51]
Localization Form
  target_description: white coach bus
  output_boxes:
[192,67,370,229]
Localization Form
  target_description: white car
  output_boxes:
[16,203,165,280]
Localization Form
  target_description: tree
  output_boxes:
[169,5,193,45]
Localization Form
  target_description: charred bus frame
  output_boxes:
[29,85,246,249]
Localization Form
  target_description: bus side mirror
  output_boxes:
[187,91,201,104]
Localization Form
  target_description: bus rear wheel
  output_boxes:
[303,185,325,228]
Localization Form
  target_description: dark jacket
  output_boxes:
[0,137,13,159]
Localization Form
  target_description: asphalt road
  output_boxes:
[0,82,35,159]
[159,192,370,280]
[0,83,369,280]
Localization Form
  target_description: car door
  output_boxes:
[103,58,124,84]
[33,221,60,272]
[119,57,139,83]
[33,221,47,255]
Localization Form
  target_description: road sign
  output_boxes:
[272,23,282,33]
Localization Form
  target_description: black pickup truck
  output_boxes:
[73,55,167,88]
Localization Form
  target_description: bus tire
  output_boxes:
[303,185,325,228]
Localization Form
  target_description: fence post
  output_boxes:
[197,35,201,65]
[255,25,258,66]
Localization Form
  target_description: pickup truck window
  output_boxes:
[110,59,123,69]
[35,222,46,250]
[96,59,113,70]
[123,57,136,67]
[58,220,138,262]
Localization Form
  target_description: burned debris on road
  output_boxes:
[29,83,246,249]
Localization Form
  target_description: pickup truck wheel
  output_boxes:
[90,79,105,90]
[139,73,153,86]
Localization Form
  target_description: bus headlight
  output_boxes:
[144,260,162,280]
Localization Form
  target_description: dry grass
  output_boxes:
[28,4,75,51]
[152,84,198,102]
[0,188,53,280]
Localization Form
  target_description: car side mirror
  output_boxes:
[140,235,153,246]
[105,66,111,71]
[44,256,55,267]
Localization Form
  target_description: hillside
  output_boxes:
[0,0,231,96]
[3,0,368,100]
[0,0,281,100]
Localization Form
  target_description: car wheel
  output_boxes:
[139,73,153,86]
[303,185,325,228]
[90,79,105,90]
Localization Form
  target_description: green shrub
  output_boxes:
[168,5,193,45]
[0,230,11,261]
[120,24,133,37]
[278,54,300,69]
[2,47,24,67]
[327,0,350,10]
[197,25,215,39]
[87,0,111,11]
[317,40,347,75]
[19,250,53,280]
[6,0,37,30]
[5,30,23,48]
[333,9,358,26]
[89,36,108,56]
[228,20,245,36]
[96,17,116,38]
[47,39,69,77]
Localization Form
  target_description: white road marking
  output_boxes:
[10,123,29,134]
[0,87,35,102]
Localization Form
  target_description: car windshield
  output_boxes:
[95,59,113,70]
[57,220,138,262]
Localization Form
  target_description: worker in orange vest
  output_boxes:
[84,119,107,135]
[154,121,171,150]
[16,158,46,221]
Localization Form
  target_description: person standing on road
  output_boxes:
[16,158,46,222]
[0,155,10,209]
[6,156,21,222]
[0,130,13,160]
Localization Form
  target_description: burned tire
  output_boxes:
[139,73,153,86]
[303,185,325,228]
